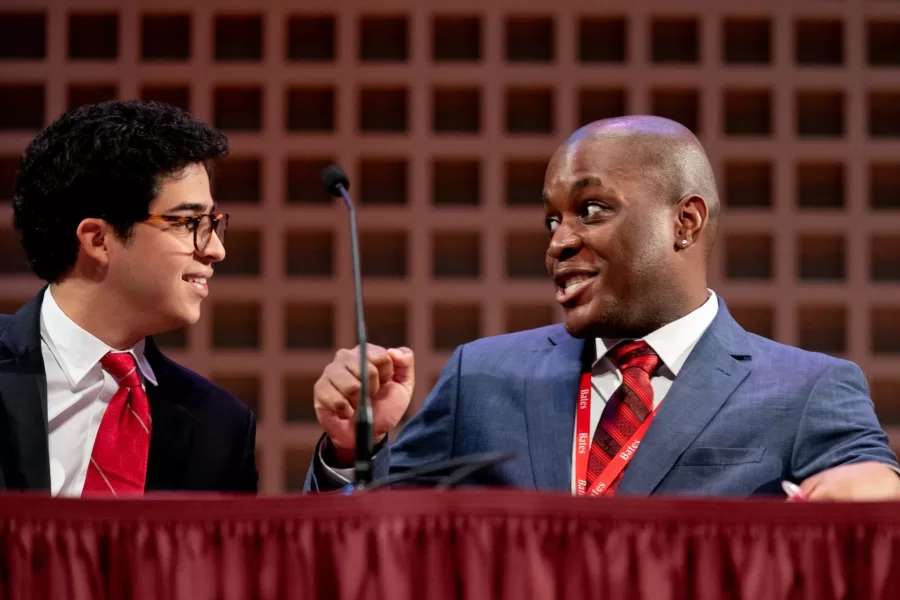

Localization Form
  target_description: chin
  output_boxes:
[562,296,633,339]
[562,305,596,339]
[159,303,201,330]
[178,306,203,326]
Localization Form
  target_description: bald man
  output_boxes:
[306,116,900,500]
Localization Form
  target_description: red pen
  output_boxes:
[781,480,809,501]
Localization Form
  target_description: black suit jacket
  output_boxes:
[0,291,258,493]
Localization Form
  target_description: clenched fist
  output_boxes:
[313,344,415,465]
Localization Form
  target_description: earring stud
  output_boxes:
[681,239,688,246]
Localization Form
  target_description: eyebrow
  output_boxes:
[542,176,605,205]
[165,202,216,214]
[571,177,604,194]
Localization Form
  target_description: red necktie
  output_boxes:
[586,340,660,495]
[82,352,152,496]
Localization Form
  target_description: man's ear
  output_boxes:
[673,194,709,250]
[75,218,113,268]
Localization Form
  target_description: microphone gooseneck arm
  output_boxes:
[336,183,373,487]
[321,164,516,492]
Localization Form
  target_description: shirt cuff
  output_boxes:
[316,436,354,485]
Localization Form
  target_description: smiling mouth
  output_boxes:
[183,275,211,298]
[555,273,598,304]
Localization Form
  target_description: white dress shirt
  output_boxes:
[40,289,156,496]
[569,290,719,492]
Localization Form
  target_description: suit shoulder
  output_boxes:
[0,314,14,359]
[458,324,564,357]
[465,324,562,348]
[740,331,862,380]
[155,357,253,419]
[0,313,12,333]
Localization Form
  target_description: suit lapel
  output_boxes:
[617,302,752,495]
[524,329,586,492]
[0,292,51,490]
[0,293,199,492]
[143,339,194,491]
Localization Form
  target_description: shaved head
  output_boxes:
[564,116,720,251]
[542,115,721,338]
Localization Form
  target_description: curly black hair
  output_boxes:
[13,100,229,282]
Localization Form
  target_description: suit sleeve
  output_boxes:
[304,345,464,492]
[233,409,259,492]
[304,434,389,492]
[790,360,899,481]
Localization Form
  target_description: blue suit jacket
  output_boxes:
[309,298,898,495]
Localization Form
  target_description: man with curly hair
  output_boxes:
[0,100,257,496]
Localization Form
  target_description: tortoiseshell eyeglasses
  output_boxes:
[143,213,229,252]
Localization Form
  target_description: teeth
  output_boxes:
[566,276,587,288]
[184,277,207,284]
[560,274,592,291]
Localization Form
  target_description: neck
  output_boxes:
[680,283,710,318]
[652,282,709,330]
[49,280,146,350]
[594,283,710,340]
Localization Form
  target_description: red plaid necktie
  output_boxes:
[82,352,152,496]
[586,340,660,495]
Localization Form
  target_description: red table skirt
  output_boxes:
[0,489,898,600]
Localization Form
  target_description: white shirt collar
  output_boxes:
[595,290,719,376]
[39,288,157,389]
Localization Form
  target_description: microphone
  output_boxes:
[321,164,373,487]
[320,164,515,493]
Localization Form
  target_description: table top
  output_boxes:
[0,488,897,525]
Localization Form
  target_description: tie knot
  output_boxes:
[100,352,141,388]
[609,340,659,375]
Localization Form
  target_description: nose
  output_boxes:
[546,221,582,262]
[199,231,226,263]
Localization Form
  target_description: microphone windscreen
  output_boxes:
[321,164,350,197]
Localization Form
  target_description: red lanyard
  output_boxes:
[574,371,659,496]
